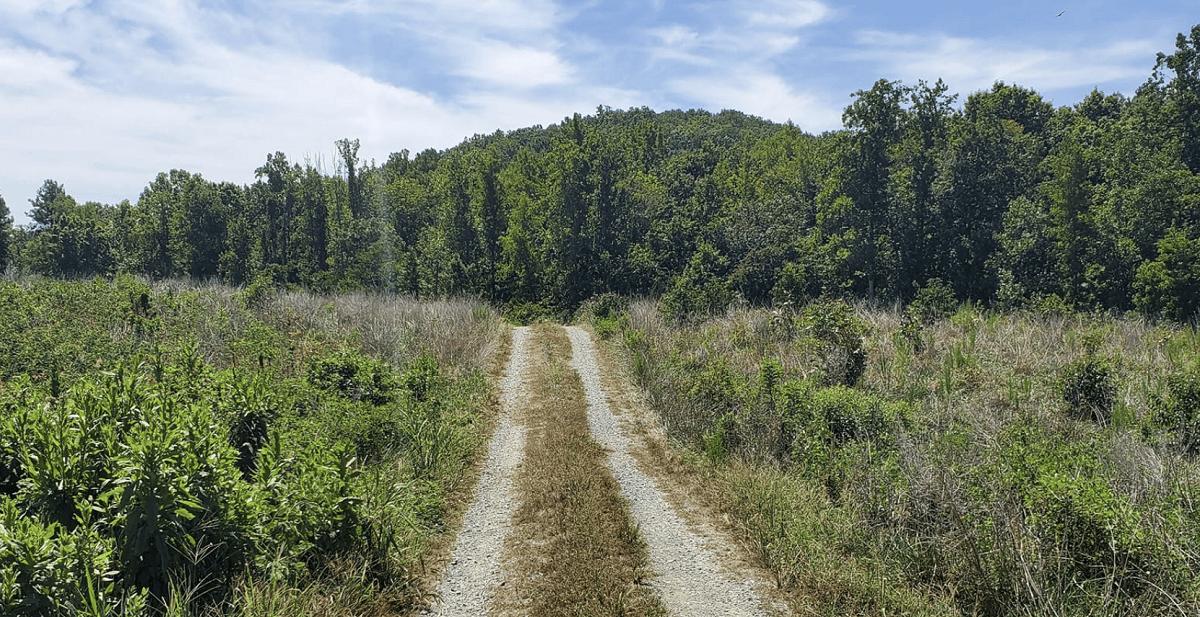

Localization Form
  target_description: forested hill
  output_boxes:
[3,26,1200,320]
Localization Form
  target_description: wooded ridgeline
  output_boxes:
[2,25,1200,319]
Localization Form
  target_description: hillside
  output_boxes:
[1,26,1200,321]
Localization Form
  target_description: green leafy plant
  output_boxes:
[798,299,869,386]
[908,277,957,324]
[1154,360,1200,453]
[1059,330,1118,423]
[307,349,399,406]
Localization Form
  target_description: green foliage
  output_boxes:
[1134,228,1200,320]
[661,242,732,322]
[307,349,399,406]
[798,299,869,386]
[576,292,630,340]
[781,382,897,452]
[0,280,496,614]
[997,420,1163,594]
[907,277,957,324]
[1154,360,1200,453]
[504,300,553,325]
[1059,332,1119,423]
[0,191,10,275]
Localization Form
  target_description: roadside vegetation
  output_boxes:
[586,293,1200,616]
[0,275,502,616]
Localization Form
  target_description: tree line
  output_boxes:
[2,25,1200,319]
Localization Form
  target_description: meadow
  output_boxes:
[588,294,1200,616]
[0,276,502,616]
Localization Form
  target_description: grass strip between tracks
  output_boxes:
[494,324,666,617]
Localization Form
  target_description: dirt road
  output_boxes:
[428,324,778,616]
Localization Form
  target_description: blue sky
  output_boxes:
[1,0,1196,224]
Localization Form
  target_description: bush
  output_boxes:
[779,381,897,458]
[1155,361,1200,454]
[660,243,732,323]
[997,421,1161,596]
[577,293,630,340]
[505,300,551,325]
[401,351,442,403]
[908,277,957,324]
[798,299,868,386]
[307,349,399,406]
[1059,333,1118,423]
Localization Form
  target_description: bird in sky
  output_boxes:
[1057,10,1066,17]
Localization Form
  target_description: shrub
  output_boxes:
[577,292,630,340]
[997,421,1161,596]
[908,277,957,324]
[505,300,551,325]
[1154,360,1200,454]
[307,349,399,406]
[660,243,732,323]
[1059,333,1118,423]
[798,299,868,386]
[401,351,442,403]
[779,381,894,454]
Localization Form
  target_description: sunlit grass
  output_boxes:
[617,299,1200,616]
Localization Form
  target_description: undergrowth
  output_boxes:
[0,276,501,616]
[600,295,1200,616]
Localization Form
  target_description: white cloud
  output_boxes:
[651,24,701,49]
[292,0,562,33]
[0,44,79,91]
[638,0,837,128]
[450,38,574,88]
[668,70,843,131]
[853,30,1158,97]
[741,0,830,29]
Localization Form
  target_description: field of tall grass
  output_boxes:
[593,295,1200,616]
[0,275,503,616]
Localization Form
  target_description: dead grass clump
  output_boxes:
[268,290,501,374]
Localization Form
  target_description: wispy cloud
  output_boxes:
[668,69,842,129]
[651,0,832,59]
[643,0,842,130]
[449,38,575,88]
[852,30,1158,98]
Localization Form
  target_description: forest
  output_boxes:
[1,26,1198,322]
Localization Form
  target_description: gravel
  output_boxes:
[566,326,771,617]
[429,325,774,616]
[429,326,531,617]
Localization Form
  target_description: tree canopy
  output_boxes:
[7,26,1200,321]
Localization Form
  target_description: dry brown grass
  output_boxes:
[267,289,501,374]
[138,279,502,375]
[493,324,666,617]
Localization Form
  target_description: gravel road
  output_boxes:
[566,326,771,617]
[429,325,775,616]
[429,326,531,616]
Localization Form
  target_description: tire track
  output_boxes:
[566,326,771,617]
[430,326,531,616]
